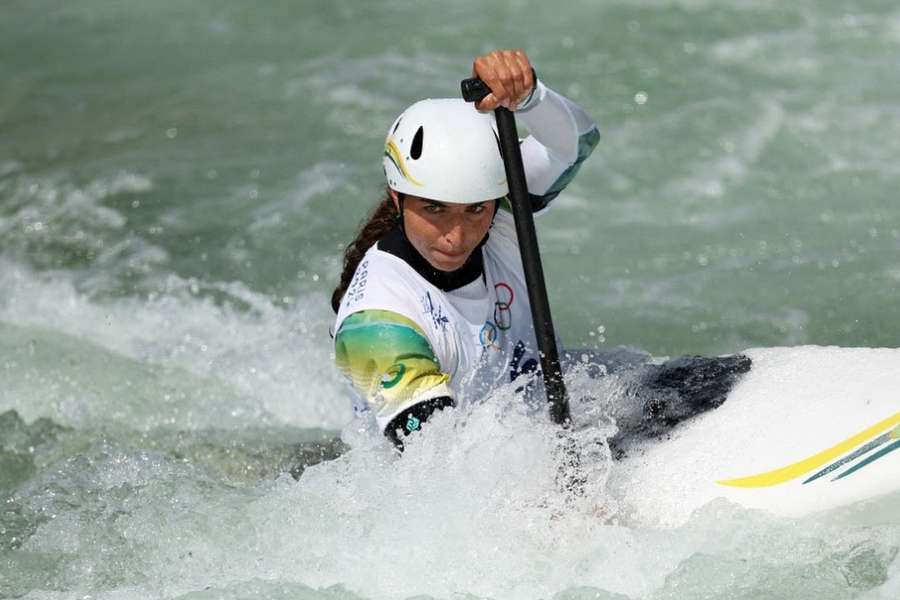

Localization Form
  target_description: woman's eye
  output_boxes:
[424,204,443,214]
[468,205,486,215]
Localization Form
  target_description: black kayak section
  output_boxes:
[572,349,752,458]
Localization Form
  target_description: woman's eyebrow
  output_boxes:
[424,199,485,208]
[425,199,447,207]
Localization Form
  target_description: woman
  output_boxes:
[331,50,749,448]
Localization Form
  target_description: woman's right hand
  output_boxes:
[472,49,536,112]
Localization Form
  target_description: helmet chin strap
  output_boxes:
[396,193,406,233]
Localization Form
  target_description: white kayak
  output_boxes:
[610,346,900,527]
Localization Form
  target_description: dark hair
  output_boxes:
[331,189,399,313]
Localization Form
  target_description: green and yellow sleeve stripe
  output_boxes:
[335,310,451,426]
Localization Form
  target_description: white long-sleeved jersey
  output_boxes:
[334,80,599,434]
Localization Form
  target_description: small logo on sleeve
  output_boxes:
[405,414,422,433]
[380,363,406,389]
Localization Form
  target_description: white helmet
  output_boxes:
[383,98,508,204]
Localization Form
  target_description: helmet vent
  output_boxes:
[410,126,424,160]
[493,130,504,160]
[392,118,402,134]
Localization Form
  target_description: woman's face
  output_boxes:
[391,192,495,272]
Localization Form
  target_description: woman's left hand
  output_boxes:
[472,49,536,112]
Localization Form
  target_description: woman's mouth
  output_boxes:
[430,248,469,269]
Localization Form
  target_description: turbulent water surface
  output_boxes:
[2,0,900,598]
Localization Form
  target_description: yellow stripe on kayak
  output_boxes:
[718,411,900,488]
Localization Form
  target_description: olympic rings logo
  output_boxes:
[480,282,514,349]
[493,282,514,330]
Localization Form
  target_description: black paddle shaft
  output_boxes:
[461,77,571,427]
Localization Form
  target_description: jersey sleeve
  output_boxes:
[334,309,453,433]
[515,80,600,212]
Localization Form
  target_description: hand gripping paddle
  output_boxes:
[461,77,572,427]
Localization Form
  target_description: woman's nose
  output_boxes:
[442,217,466,246]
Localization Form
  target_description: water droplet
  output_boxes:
[166,128,178,139]
[634,91,648,105]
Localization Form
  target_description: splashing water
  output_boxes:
[3,0,900,598]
